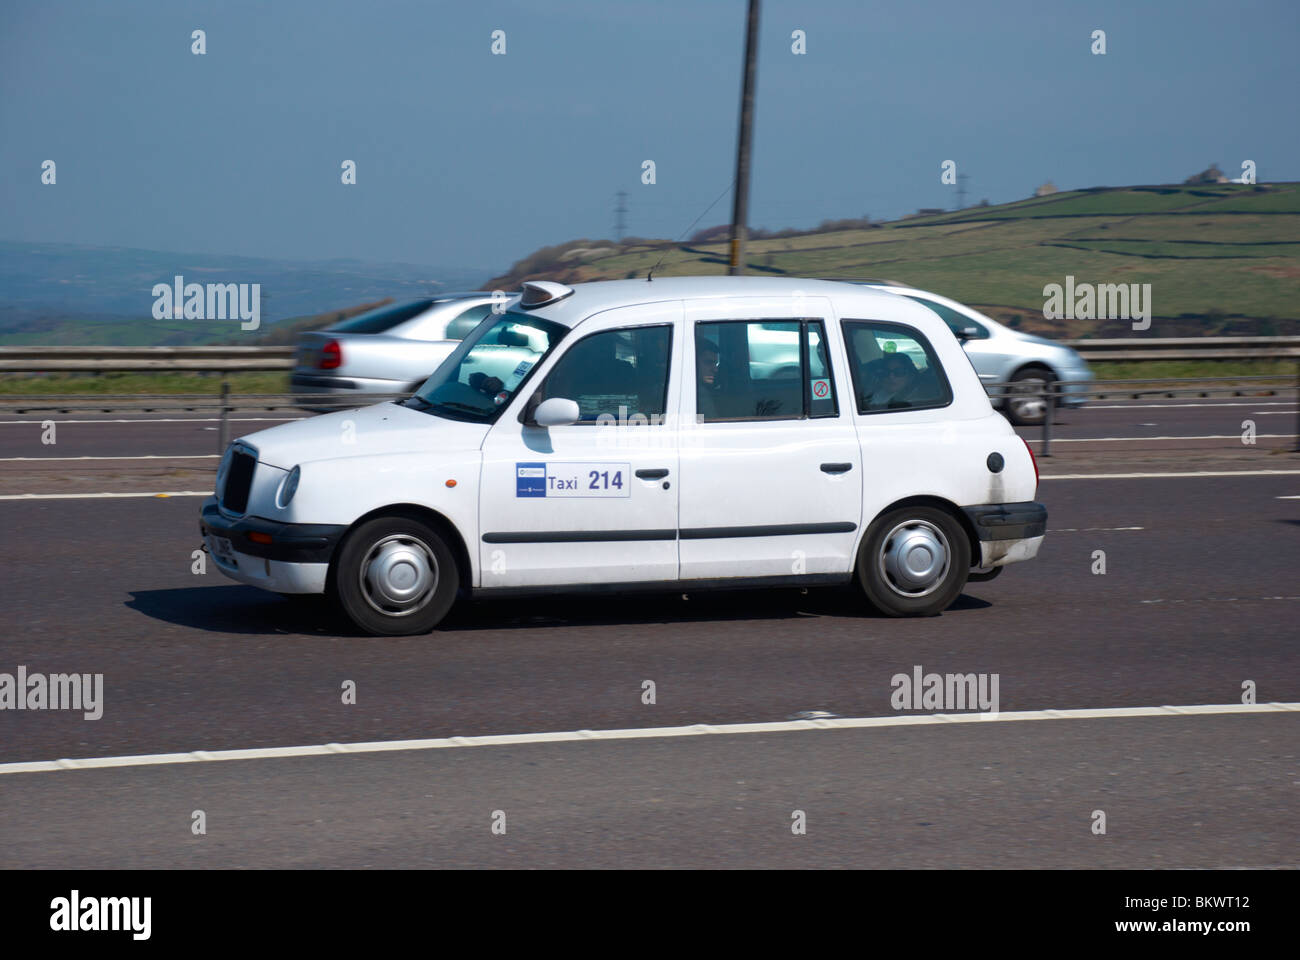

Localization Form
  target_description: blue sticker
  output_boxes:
[516,462,546,497]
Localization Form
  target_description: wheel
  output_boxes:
[331,515,459,635]
[856,506,971,616]
[1005,367,1055,426]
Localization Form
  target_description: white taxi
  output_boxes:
[201,277,1046,635]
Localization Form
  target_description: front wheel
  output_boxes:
[331,515,459,635]
[1005,367,1055,426]
[856,506,971,617]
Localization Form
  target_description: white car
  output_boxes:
[201,277,1047,635]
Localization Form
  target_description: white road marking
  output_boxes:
[1049,526,1144,532]
[1,702,1295,776]
[1048,434,1288,443]
[1253,410,1300,415]
[0,417,302,425]
[1087,401,1297,410]
[0,455,218,462]
[1042,470,1300,479]
[1277,495,1300,500]
[0,491,210,500]
[1140,597,1300,604]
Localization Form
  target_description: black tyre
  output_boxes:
[856,506,971,617]
[1005,366,1055,426]
[331,515,459,635]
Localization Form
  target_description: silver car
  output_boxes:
[852,281,1094,425]
[291,294,513,407]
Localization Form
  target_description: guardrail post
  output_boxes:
[218,380,230,453]
[1039,382,1055,457]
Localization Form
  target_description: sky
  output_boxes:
[2,0,1297,277]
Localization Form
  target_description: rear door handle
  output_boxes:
[820,462,853,474]
[636,468,670,480]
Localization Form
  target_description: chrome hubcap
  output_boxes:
[359,535,438,617]
[878,520,951,598]
[1010,378,1048,421]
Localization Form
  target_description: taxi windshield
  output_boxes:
[404,311,566,422]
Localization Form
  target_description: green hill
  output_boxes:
[484,183,1300,338]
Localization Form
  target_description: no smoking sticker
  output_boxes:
[811,378,831,399]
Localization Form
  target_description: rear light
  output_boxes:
[319,339,342,370]
[1022,436,1039,489]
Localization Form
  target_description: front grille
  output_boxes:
[222,449,256,514]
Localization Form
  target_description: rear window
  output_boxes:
[328,300,438,334]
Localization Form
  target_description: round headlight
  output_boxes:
[277,465,300,508]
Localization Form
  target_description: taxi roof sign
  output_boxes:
[519,280,575,309]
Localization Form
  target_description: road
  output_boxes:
[1,468,1296,867]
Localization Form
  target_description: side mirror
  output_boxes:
[533,397,580,427]
[957,326,979,342]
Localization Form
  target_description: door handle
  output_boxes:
[820,462,853,474]
[636,468,670,480]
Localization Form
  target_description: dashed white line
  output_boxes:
[0,491,211,500]
[0,455,219,462]
[1086,401,1297,410]
[1,702,1295,775]
[1049,526,1144,532]
[1042,470,1300,479]
[0,417,302,425]
[1049,434,1289,443]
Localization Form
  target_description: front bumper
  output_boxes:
[1055,367,1094,408]
[200,497,346,593]
[962,501,1047,568]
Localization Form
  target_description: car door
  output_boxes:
[477,301,683,588]
[678,295,863,581]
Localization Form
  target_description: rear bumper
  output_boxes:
[962,501,1047,568]
[291,373,415,408]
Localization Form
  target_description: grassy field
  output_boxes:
[486,183,1300,339]
[0,371,289,395]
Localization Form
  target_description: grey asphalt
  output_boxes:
[1,470,1296,868]
[2,715,1294,868]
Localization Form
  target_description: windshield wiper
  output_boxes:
[430,399,491,417]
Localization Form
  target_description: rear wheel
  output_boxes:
[856,506,971,617]
[331,515,459,635]
[1006,366,1055,426]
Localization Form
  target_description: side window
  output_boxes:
[538,325,672,422]
[842,320,953,414]
[904,296,989,340]
[445,303,495,340]
[696,319,838,422]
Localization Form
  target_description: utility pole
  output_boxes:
[956,173,969,212]
[728,0,760,276]
[613,190,628,242]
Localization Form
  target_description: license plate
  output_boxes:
[208,535,236,564]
